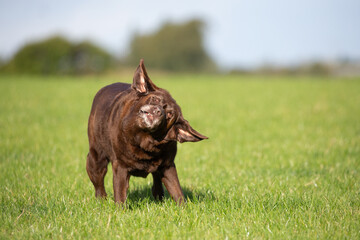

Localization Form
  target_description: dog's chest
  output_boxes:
[129,156,164,177]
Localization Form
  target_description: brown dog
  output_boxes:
[86,59,207,205]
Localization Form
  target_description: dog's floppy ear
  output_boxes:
[132,59,158,94]
[165,116,208,143]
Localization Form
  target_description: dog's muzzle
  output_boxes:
[139,105,165,131]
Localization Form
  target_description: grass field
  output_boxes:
[0,74,359,239]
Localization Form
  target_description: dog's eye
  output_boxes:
[151,96,160,103]
[166,111,173,119]
[150,96,161,104]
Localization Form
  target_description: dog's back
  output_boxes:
[90,83,131,116]
[88,82,131,151]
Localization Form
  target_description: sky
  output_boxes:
[0,0,359,69]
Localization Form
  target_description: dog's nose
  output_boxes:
[152,106,162,116]
[140,105,163,117]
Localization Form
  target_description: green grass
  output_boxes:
[0,74,359,239]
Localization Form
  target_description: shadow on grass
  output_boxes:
[125,185,216,205]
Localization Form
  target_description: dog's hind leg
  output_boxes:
[86,148,109,198]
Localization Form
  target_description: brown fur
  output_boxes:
[86,59,208,205]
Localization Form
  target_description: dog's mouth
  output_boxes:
[139,104,165,131]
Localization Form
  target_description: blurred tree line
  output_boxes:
[0,19,215,75]
[2,18,356,76]
[1,36,113,75]
[128,20,215,72]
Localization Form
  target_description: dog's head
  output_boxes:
[131,59,208,143]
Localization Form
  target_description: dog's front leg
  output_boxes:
[162,164,185,205]
[152,171,164,201]
[112,160,130,204]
